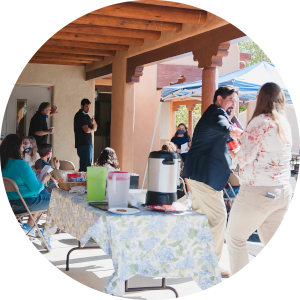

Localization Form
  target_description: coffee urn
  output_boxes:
[145,151,180,206]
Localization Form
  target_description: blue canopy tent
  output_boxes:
[142,62,292,187]
[161,61,292,104]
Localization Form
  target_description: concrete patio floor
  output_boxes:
[30,174,297,299]
[32,232,255,299]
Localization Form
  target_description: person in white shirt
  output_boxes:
[22,136,40,168]
[225,82,293,275]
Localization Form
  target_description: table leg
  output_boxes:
[66,240,100,271]
[125,278,178,298]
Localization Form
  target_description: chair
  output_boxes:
[223,172,240,221]
[59,160,76,171]
[3,177,51,252]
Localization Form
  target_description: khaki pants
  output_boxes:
[225,184,292,275]
[187,179,227,261]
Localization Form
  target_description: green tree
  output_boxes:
[238,40,272,67]
[176,104,202,130]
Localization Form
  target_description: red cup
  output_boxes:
[228,140,239,150]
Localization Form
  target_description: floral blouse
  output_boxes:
[232,113,292,186]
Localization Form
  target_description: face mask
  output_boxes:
[177,129,185,134]
[82,110,88,115]
[45,115,49,119]
[24,145,33,153]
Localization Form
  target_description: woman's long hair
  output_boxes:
[172,123,191,141]
[23,136,38,162]
[0,134,23,170]
[95,147,119,169]
[249,82,286,144]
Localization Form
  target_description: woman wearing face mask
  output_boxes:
[22,136,40,168]
[35,143,60,193]
[171,123,192,162]
[1,134,51,246]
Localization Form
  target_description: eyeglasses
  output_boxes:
[23,142,31,145]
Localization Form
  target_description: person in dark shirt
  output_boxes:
[28,102,58,146]
[170,123,192,162]
[74,98,98,172]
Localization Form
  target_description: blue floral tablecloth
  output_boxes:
[44,189,221,296]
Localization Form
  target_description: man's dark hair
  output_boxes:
[38,143,52,157]
[213,86,240,103]
[81,98,91,106]
[38,102,51,113]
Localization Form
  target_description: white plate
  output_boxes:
[108,207,140,215]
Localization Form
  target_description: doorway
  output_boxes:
[94,91,111,162]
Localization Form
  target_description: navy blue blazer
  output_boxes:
[183,104,233,191]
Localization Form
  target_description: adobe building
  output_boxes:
[1,1,246,186]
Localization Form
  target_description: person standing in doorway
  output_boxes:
[28,102,58,146]
[183,86,243,278]
[74,98,97,172]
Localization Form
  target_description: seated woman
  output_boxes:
[35,143,60,193]
[22,136,40,168]
[1,134,51,241]
[95,147,120,172]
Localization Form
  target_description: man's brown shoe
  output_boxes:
[220,268,230,278]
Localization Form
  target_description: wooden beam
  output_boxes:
[30,57,91,64]
[29,59,85,66]
[135,0,199,10]
[73,14,182,33]
[86,63,112,81]
[61,24,161,40]
[39,45,115,56]
[45,39,127,51]
[91,3,207,25]
[126,24,245,82]
[34,52,104,61]
[52,32,144,46]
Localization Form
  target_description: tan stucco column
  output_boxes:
[246,101,257,124]
[202,66,218,115]
[111,51,135,172]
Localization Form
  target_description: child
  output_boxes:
[95,147,119,172]
[22,136,40,168]
[35,143,60,193]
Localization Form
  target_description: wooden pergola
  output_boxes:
[31,1,208,66]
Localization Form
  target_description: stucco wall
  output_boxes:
[218,43,240,76]
[16,63,95,170]
[133,65,161,188]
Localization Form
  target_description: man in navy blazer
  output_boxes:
[183,86,243,277]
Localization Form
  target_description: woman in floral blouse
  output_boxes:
[225,82,292,275]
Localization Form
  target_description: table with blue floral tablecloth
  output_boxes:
[44,188,222,296]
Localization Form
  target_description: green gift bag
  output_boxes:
[87,167,107,201]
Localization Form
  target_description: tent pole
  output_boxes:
[142,101,162,189]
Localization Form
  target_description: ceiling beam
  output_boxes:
[126,24,245,82]
[34,52,104,61]
[73,14,182,33]
[91,3,207,25]
[30,57,91,63]
[86,63,113,81]
[29,59,85,66]
[39,45,116,56]
[61,24,161,40]
[45,39,126,51]
[52,32,144,46]
[134,1,199,9]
